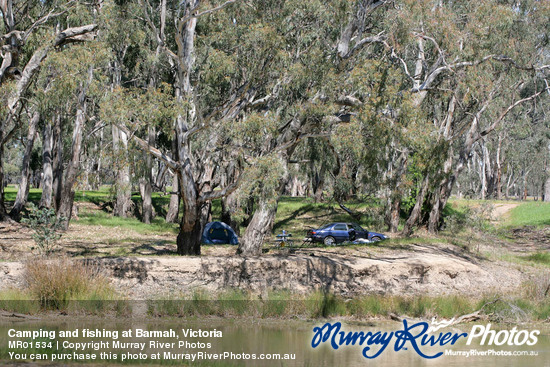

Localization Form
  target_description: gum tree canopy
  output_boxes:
[1,0,549,256]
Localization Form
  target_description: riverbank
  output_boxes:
[0,197,548,323]
[0,248,548,322]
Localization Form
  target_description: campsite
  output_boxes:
[0,187,549,322]
[0,0,549,366]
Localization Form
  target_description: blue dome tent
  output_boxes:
[201,221,239,245]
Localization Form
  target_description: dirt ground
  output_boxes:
[0,203,547,299]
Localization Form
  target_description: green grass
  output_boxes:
[505,201,550,227]
[78,209,178,235]
[6,184,550,244]
[6,184,386,238]
[0,289,41,314]
[522,252,550,265]
[144,289,550,321]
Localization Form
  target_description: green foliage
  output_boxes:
[234,155,286,216]
[2,0,549,244]
[100,84,181,134]
[21,204,66,256]
[443,202,494,238]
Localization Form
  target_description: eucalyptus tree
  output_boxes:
[107,0,252,255]
[100,0,156,219]
[233,0,381,255]
[346,0,550,234]
[410,0,550,232]
[0,0,98,221]
[103,0,353,255]
[307,0,549,235]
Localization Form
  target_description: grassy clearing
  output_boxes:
[6,185,548,235]
[505,201,550,227]
[4,184,548,257]
[77,208,179,235]
[6,184,387,239]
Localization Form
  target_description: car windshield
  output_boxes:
[318,224,332,230]
[351,223,364,231]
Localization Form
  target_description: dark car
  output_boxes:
[306,222,388,245]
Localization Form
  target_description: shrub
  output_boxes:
[467,202,494,232]
[21,204,65,255]
[24,258,116,309]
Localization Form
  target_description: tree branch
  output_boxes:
[179,0,240,28]
[54,24,98,47]
[3,23,97,126]
[275,132,331,153]
[478,88,548,139]
[115,123,181,171]
[23,6,71,43]
[192,0,239,20]
[340,32,386,59]
[198,174,242,202]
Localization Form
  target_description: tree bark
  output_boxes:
[0,144,7,221]
[10,111,39,219]
[154,161,168,191]
[427,152,454,233]
[386,196,401,233]
[57,68,91,229]
[176,202,202,255]
[172,1,202,255]
[238,153,291,256]
[384,148,408,233]
[221,192,240,235]
[313,171,324,202]
[166,171,179,222]
[496,134,503,200]
[237,199,278,256]
[402,174,430,236]
[52,113,63,211]
[545,145,550,202]
[545,178,550,202]
[39,119,54,208]
[141,126,155,223]
[220,161,240,234]
[176,164,202,255]
[112,125,132,217]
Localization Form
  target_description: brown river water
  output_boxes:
[0,318,548,366]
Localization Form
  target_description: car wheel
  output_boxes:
[371,236,382,242]
[323,236,336,246]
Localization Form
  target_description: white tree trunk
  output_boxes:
[112,125,132,217]
[10,111,39,218]
[39,119,54,208]
[58,68,91,229]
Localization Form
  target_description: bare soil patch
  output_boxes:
[502,226,550,253]
[491,203,520,222]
